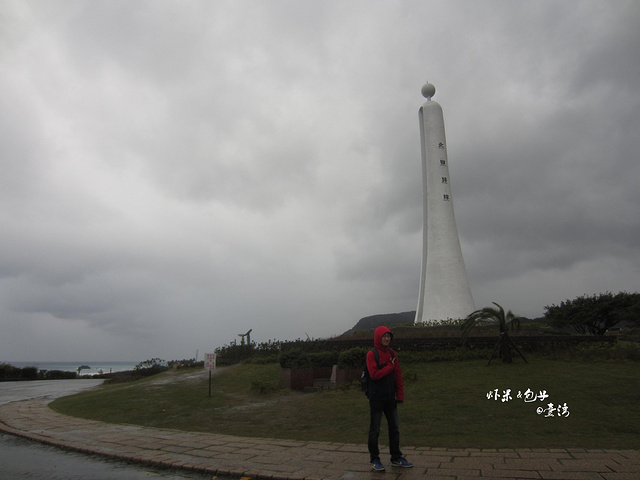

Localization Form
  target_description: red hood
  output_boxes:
[374,325,393,351]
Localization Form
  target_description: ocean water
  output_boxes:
[7,361,139,376]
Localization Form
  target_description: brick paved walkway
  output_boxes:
[0,399,638,480]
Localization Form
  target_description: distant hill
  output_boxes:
[343,311,416,335]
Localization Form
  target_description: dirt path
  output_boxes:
[143,365,236,386]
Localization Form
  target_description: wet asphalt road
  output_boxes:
[0,432,212,479]
[0,380,220,479]
[0,378,105,405]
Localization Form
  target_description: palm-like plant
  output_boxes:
[461,302,526,364]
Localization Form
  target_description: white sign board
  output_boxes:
[204,353,216,372]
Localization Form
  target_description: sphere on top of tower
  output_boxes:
[421,82,436,99]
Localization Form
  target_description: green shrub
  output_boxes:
[169,359,204,369]
[133,358,169,376]
[39,369,76,380]
[612,341,640,360]
[245,354,279,364]
[309,351,339,367]
[279,348,310,368]
[250,380,281,394]
[0,363,21,380]
[0,363,40,381]
[279,349,342,368]
[399,348,494,363]
[337,347,369,369]
[337,346,495,370]
[215,338,333,365]
[543,341,640,361]
[215,343,256,365]
[96,358,182,384]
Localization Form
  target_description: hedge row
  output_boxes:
[0,363,77,381]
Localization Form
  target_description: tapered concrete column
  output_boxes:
[415,83,475,323]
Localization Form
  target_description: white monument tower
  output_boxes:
[415,82,475,323]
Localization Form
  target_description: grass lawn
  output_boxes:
[50,356,640,449]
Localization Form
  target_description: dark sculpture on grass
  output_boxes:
[461,302,528,365]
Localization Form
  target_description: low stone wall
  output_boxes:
[280,367,333,391]
[324,335,616,352]
[331,366,361,387]
[281,366,360,391]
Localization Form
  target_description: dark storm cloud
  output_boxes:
[1,0,638,361]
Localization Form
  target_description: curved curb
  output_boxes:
[1,399,639,480]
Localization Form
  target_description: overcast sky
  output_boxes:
[1,1,638,362]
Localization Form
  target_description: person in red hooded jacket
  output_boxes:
[366,326,413,471]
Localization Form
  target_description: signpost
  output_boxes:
[204,353,216,397]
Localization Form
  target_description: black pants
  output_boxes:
[368,399,402,462]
